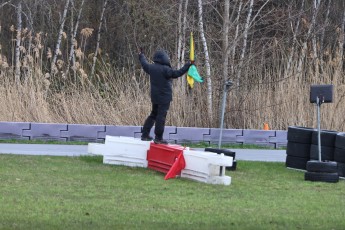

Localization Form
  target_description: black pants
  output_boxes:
[142,103,170,140]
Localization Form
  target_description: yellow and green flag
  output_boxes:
[187,32,203,88]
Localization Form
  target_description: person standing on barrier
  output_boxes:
[138,49,191,144]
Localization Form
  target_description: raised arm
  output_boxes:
[166,62,191,79]
[139,53,150,74]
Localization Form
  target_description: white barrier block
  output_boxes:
[208,175,232,185]
[181,150,233,185]
[102,135,151,168]
[103,155,148,167]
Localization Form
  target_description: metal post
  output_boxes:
[317,97,322,162]
[218,80,233,149]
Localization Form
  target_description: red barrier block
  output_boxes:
[147,143,184,174]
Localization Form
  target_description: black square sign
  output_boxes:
[310,84,333,103]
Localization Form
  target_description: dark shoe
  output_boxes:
[141,136,153,141]
[154,138,168,144]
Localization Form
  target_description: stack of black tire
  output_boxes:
[309,130,337,162]
[286,126,340,183]
[205,148,237,171]
[286,126,314,170]
[305,129,339,183]
[335,133,345,179]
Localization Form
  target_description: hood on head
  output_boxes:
[153,50,171,67]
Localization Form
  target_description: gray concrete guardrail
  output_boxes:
[0,121,287,149]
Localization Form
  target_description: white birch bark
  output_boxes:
[0,1,12,8]
[177,0,183,69]
[311,0,321,78]
[51,0,70,74]
[66,0,85,80]
[180,0,188,67]
[236,0,253,86]
[176,0,189,90]
[197,0,213,121]
[14,0,22,83]
[230,0,243,76]
[91,0,108,78]
[222,0,230,82]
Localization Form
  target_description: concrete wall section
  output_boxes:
[238,130,277,148]
[204,128,243,145]
[22,123,68,141]
[270,130,288,148]
[0,122,288,148]
[60,124,106,142]
[100,125,142,139]
[169,127,210,144]
[0,122,30,140]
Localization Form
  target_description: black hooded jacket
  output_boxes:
[139,50,190,104]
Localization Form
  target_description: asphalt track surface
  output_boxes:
[0,143,286,162]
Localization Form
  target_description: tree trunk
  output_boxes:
[91,0,108,78]
[51,0,70,75]
[222,0,230,83]
[230,0,243,76]
[176,0,189,92]
[236,0,254,86]
[177,0,183,69]
[14,0,22,83]
[197,0,213,122]
[66,0,85,81]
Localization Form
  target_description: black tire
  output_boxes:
[304,172,339,183]
[205,148,236,158]
[311,130,338,147]
[285,155,308,170]
[334,148,345,163]
[226,160,237,171]
[286,142,310,158]
[337,162,345,178]
[335,132,345,149]
[309,144,334,161]
[287,126,315,144]
[306,160,338,173]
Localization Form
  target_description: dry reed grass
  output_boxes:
[1,29,345,132]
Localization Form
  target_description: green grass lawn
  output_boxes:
[0,155,344,230]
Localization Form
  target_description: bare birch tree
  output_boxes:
[14,0,22,83]
[222,0,230,83]
[177,0,183,69]
[176,0,189,91]
[230,0,243,76]
[51,0,70,75]
[66,0,85,80]
[197,0,212,121]
[235,0,253,86]
[91,0,108,78]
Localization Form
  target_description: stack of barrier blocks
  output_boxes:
[0,122,287,148]
[88,136,233,185]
